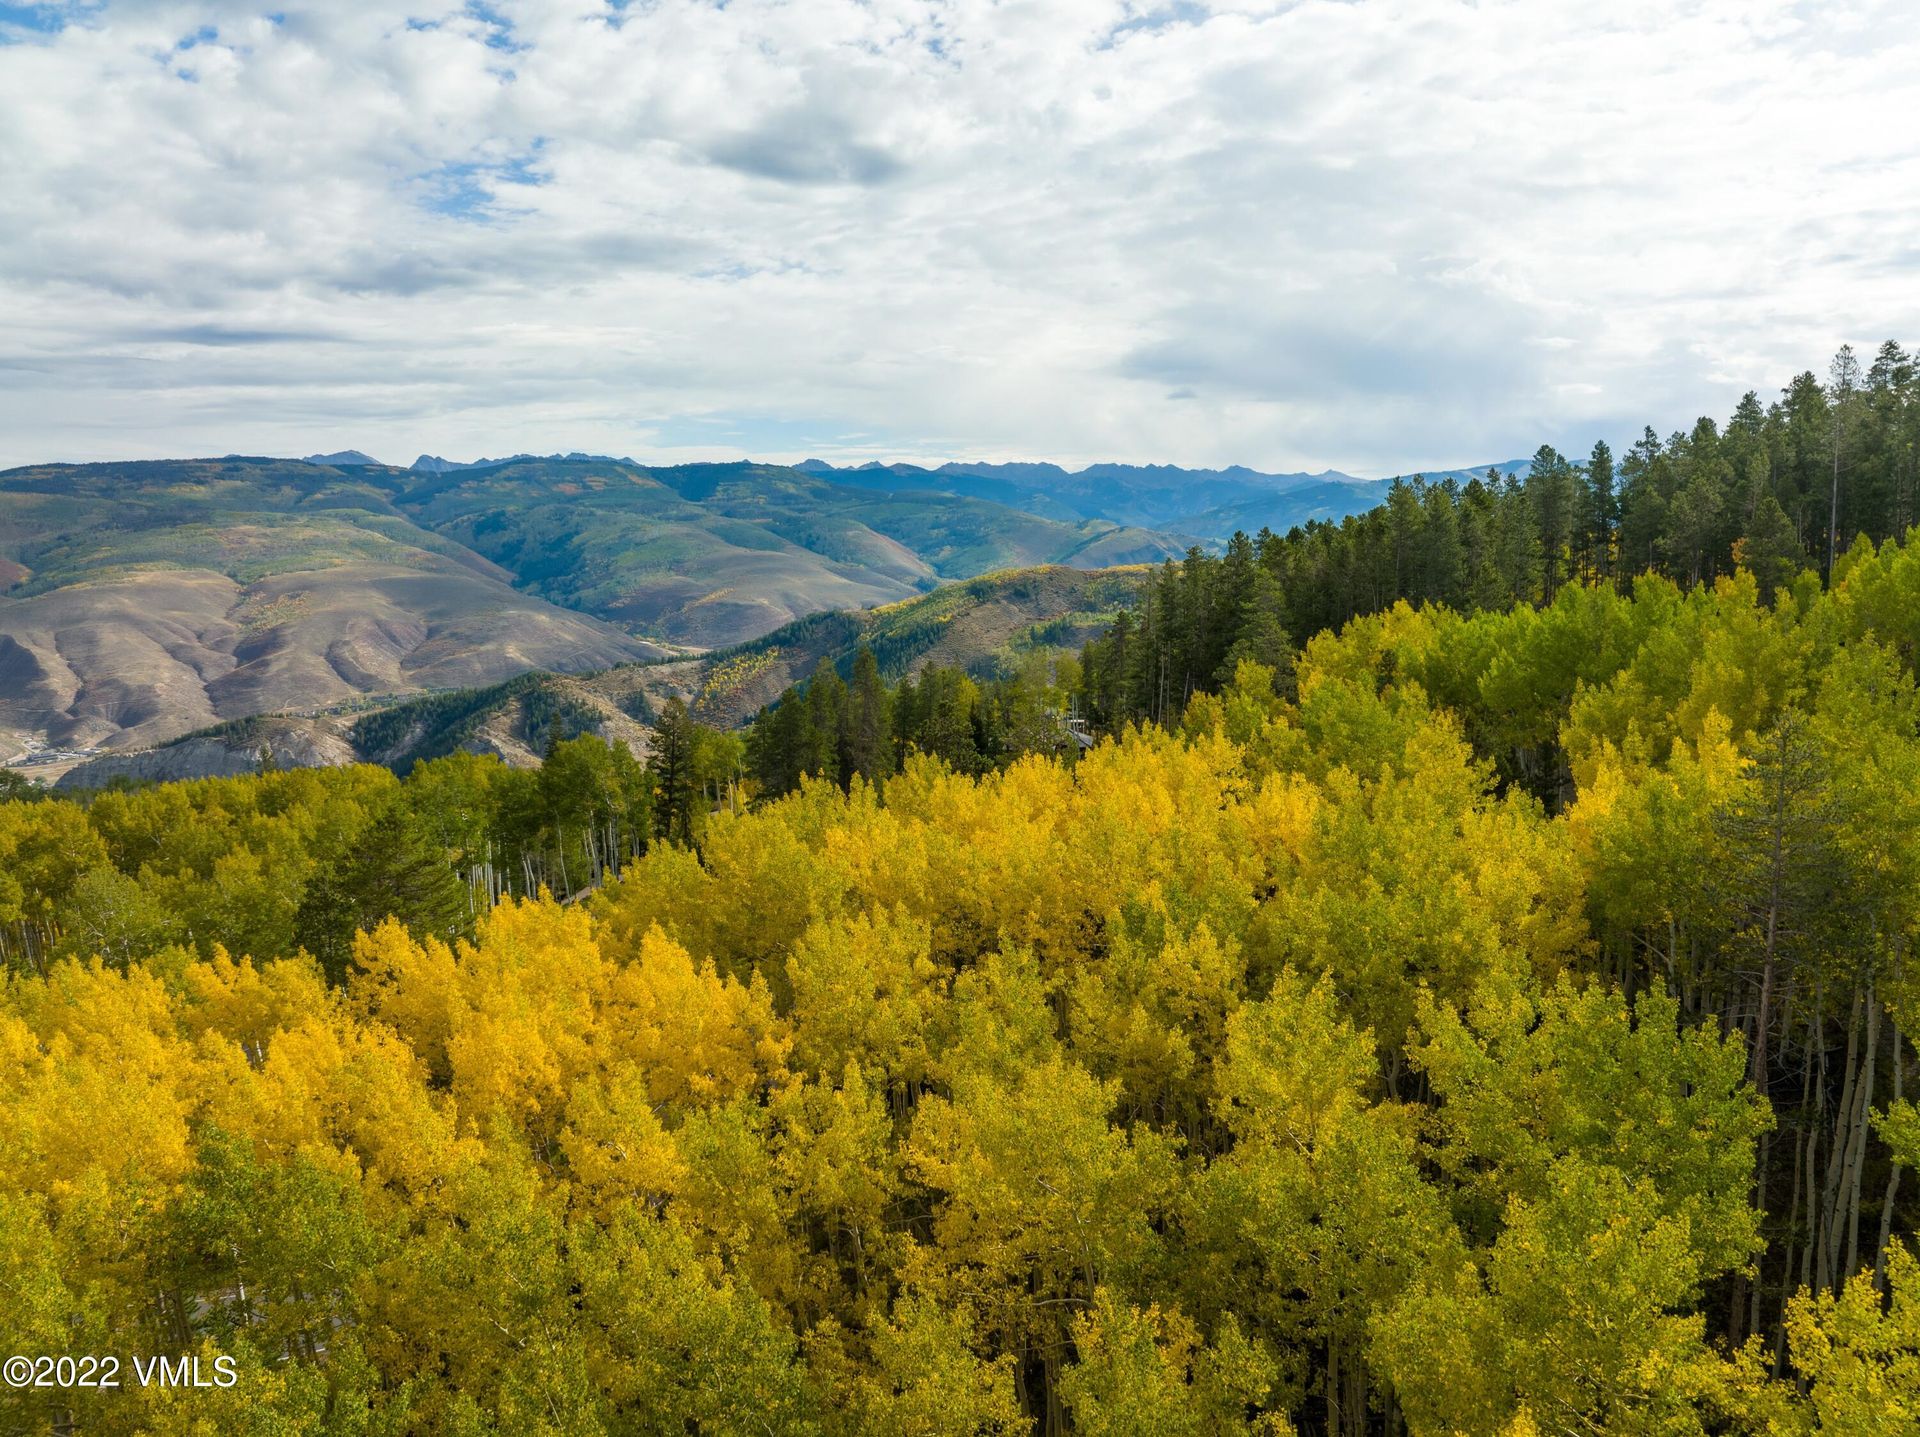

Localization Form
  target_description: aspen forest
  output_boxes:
[10,349,1920,1434]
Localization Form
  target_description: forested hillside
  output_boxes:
[10,520,1920,1428]
[746,344,1917,767]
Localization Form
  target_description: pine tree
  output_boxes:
[914,666,983,771]
[841,644,893,786]
[1496,469,1539,604]
[293,801,468,983]
[1586,439,1616,582]
[1416,476,1465,604]
[801,658,846,784]
[647,696,701,845]
[1733,493,1806,604]
[1829,344,1864,576]
[1527,446,1577,602]
[1215,568,1293,693]
[747,692,806,797]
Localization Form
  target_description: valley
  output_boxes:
[0,454,1191,760]
[43,564,1149,786]
[4,448,1497,769]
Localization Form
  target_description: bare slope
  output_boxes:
[0,458,669,754]
[614,563,1152,733]
[0,566,663,754]
[394,458,1180,646]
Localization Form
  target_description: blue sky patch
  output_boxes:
[466,0,525,52]
[413,149,546,220]
[0,2,77,40]
[1099,1,1210,48]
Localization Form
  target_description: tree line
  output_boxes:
[746,646,1091,797]
[1270,340,1918,633]
[752,343,1919,767]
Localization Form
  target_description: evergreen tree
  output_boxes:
[1585,439,1616,582]
[1616,427,1668,579]
[293,801,468,983]
[1778,371,1833,552]
[1083,608,1135,730]
[1829,344,1864,575]
[1215,568,1293,692]
[1734,493,1806,604]
[747,691,807,797]
[1496,468,1539,603]
[1527,445,1577,601]
[889,670,922,769]
[841,644,893,786]
[647,696,701,845]
[1416,475,1465,604]
[1458,475,1508,611]
[913,666,984,771]
[801,658,847,784]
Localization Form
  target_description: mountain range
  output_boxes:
[397,451,1532,541]
[789,457,1529,539]
[1,449,1522,768]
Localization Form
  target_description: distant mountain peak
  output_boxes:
[409,451,633,474]
[304,449,383,467]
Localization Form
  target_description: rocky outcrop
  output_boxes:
[56,718,358,790]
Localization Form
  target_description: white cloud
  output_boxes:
[1,0,1916,473]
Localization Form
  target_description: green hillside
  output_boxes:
[659,563,1151,730]
[390,458,1177,645]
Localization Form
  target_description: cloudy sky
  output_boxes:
[2,0,1916,475]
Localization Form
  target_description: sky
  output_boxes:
[1,0,1917,476]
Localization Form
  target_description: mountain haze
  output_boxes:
[797,457,1529,539]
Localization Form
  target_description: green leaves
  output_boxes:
[1380,1163,1736,1437]
[1413,977,1769,1279]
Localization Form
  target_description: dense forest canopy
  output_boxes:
[6,344,1920,1433]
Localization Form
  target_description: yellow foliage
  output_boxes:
[603,924,790,1110]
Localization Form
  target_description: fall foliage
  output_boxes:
[15,532,1920,1429]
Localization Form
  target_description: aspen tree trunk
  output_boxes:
[1776,1032,1815,1373]
[1818,987,1865,1290]
[1877,1023,1905,1292]
[1843,983,1879,1280]
[1804,994,1827,1295]
[1735,1125,1770,1343]
[1326,1334,1341,1437]
[1752,728,1789,1084]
